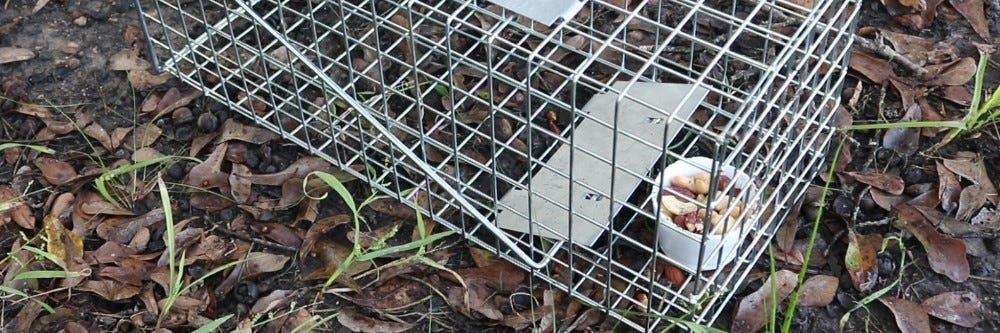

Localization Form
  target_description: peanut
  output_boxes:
[711,192,731,212]
[692,172,712,194]
[661,195,698,216]
[672,175,696,192]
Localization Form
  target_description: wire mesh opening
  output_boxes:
[137,0,859,329]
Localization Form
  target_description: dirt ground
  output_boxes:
[2,0,1000,332]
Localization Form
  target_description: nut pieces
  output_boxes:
[659,173,746,235]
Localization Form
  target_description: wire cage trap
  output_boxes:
[135,0,858,330]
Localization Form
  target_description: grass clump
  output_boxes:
[304,171,456,291]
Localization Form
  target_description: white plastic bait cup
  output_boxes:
[649,156,758,273]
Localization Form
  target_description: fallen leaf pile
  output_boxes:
[740,0,1000,331]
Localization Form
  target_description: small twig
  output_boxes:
[969,274,1000,283]
[213,226,299,254]
[855,217,892,229]
[854,36,929,79]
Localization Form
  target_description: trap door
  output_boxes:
[496,82,708,246]
[487,0,587,26]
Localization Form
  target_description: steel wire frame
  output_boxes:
[135,0,859,330]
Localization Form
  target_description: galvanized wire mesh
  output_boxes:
[136,0,859,329]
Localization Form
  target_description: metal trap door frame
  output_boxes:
[496,82,708,246]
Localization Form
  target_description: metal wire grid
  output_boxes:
[136,0,858,330]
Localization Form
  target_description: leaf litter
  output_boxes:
[6,0,1000,332]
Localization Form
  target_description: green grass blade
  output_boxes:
[848,120,965,131]
[13,270,79,280]
[306,171,358,215]
[190,314,234,333]
[179,259,243,297]
[322,251,357,290]
[965,52,991,127]
[156,176,181,319]
[0,285,56,313]
[96,156,194,208]
[0,143,55,155]
[355,230,456,262]
[781,136,846,333]
[20,245,62,265]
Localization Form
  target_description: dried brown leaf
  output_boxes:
[3,146,19,164]
[798,275,839,307]
[879,297,931,333]
[949,0,990,40]
[0,186,34,230]
[731,270,798,333]
[847,171,905,195]
[91,241,138,264]
[96,207,164,243]
[956,184,987,221]
[188,193,232,212]
[846,228,881,292]
[132,147,164,162]
[110,127,132,150]
[43,201,89,288]
[141,93,161,113]
[97,257,152,286]
[34,157,78,185]
[925,57,977,86]
[229,164,253,204]
[155,88,201,118]
[448,262,525,293]
[218,119,280,144]
[937,161,962,213]
[243,252,289,277]
[870,188,908,211]
[0,47,35,64]
[300,213,352,256]
[255,223,302,249]
[108,50,150,71]
[128,123,162,150]
[881,31,935,66]
[279,178,305,209]
[126,69,171,90]
[896,204,969,282]
[295,194,319,224]
[892,80,929,112]
[850,51,895,84]
[301,238,368,291]
[78,279,140,301]
[921,291,983,327]
[942,154,998,205]
[249,289,295,316]
[80,199,135,216]
[337,307,415,333]
[185,142,230,190]
[351,278,429,313]
[247,156,335,186]
[882,103,921,156]
[935,85,972,105]
[349,223,400,250]
[83,123,115,151]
